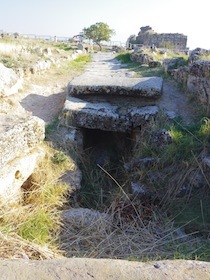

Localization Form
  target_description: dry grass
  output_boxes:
[58,114,210,261]
[59,193,199,260]
[0,231,60,260]
[0,144,76,260]
[0,37,75,72]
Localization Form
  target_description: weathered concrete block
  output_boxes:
[68,76,163,98]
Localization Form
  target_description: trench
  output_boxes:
[77,128,133,209]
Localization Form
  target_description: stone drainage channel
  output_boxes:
[60,52,163,207]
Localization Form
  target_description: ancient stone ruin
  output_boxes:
[0,43,83,203]
[163,48,210,104]
[128,26,187,50]
[60,53,163,154]
[0,99,45,202]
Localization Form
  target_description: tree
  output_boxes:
[83,22,115,51]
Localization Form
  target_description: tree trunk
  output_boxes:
[96,42,102,51]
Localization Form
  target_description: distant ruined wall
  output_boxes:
[132,26,187,49]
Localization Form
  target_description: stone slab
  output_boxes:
[0,258,210,280]
[61,96,158,132]
[68,76,163,98]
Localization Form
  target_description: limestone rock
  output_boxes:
[170,66,189,85]
[0,63,23,97]
[124,157,156,171]
[130,51,154,64]
[187,60,210,104]
[0,114,45,202]
[30,60,52,75]
[188,60,210,78]
[68,76,163,98]
[61,96,158,132]
[0,116,45,168]
[0,258,210,280]
[162,57,186,73]
[0,147,45,202]
[189,48,210,64]
[62,208,110,227]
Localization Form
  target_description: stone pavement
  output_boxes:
[68,52,163,98]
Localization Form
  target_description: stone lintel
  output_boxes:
[68,76,163,98]
[62,96,158,132]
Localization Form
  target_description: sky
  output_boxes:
[1,0,209,50]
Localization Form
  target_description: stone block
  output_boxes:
[0,116,45,168]
[187,60,210,104]
[68,76,163,98]
[0,147,45,203]
[0,115,45,202]
[0,63,23,97]
[61,96,158,132]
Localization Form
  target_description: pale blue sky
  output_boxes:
[1,0,209,49]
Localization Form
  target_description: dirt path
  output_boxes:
[18,84,66,124]
[13,61,81,124]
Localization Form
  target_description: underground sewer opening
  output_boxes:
[78,128,133,208]
[82,128,132,164]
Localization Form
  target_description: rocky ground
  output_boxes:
[0,52,209,279]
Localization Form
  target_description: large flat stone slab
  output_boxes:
[61,96,158,132]
[0,258,210,280]
[68,76,163,98]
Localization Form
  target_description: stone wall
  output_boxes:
[164,56,210,105]
[130,26,187,49]
[187,60,210,104]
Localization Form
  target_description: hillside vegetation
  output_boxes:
[0,39,210,261]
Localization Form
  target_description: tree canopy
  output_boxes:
[83,22,115,51]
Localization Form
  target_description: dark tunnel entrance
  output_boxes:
[82,128,132,166]
[78,128,134,208]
